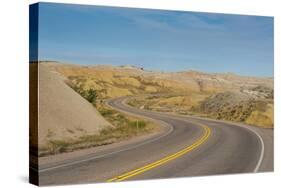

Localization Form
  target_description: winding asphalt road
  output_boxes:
[39,97,273,185]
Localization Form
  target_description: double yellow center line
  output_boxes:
[107,124,211,182]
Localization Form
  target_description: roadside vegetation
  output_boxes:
[67,81,98,106]
[127,87,274,128]
[38,62,273,157]
[127,93,209,114]
[39,85,157,157]
[192,89,274,128]
[65,66,273,129]
[67,70,273,129]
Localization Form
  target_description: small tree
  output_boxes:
[87,89,98,106]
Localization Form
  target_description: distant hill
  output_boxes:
[45,61,273,97]
[41,61,273,128]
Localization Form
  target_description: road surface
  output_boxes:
[38,97,273,185]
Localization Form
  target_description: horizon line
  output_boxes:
[35,59,274,79]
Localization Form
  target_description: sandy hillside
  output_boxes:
[38,63,111,148]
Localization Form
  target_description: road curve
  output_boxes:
[39,97,273,185]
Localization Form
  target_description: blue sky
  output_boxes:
[37,3,274,77]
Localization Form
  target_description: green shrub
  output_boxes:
[99,108,115,117]
[71,85,98,106]
[48,140,71,154]
[87,89,98,105]
[129,120,146,129]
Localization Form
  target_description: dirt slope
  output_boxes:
[38,63,111,148]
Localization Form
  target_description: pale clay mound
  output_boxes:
[38,64,111,147]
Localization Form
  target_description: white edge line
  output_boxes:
[171,113,265,173]
[39,100,174,173]
[245,127,265,172]
[132,104,266,172]
[195,117,265,173]
[40,122,173,173]
[116,97,266,173]
[182,116,265,173]
[39,97,265,174]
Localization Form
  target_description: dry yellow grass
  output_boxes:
[246,104,274,128]
[43,62,274,128]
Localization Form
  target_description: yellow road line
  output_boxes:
[107,124,211,182]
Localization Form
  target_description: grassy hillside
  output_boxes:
[193,87,274,128]
[43,62,274,128]
[37,63,157,156]
[127,93,209,113]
